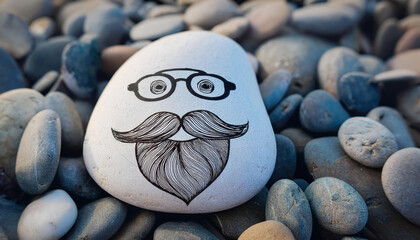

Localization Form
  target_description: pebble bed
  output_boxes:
[0,0,420,239]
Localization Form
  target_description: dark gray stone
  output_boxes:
[0,197,25,240]
[154,222,218,240]
[269,94,303,132]
[267,135,296,187]
[113,209,156,240]
[374,18,404,60]
[259,69,292,111]
[15,110,61,195]
[0,47,25,94]
[397,85,420,128]
[0,12,34,59]
[64,197,127,240]
[0,0,53,23]
[130,14,184,41]
[266,179,312,240]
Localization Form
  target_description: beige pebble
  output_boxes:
[238,220,295,240]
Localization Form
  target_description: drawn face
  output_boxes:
[111,68,249,204]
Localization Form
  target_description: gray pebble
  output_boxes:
[358,55,387,76]
[374,18,404,60]
[0,197,25,240]
[211,17,249,40]
[147,4,183,18]
[269,94,303,132]
[266,179,312,240]
[338,117,398,168]
[0,0,53,23]
[371,69,419,84]
[305,177,368,235]
[154,222,218,240]
[32,71,59,93]
[318,47,364,97]
[184,0,238,29]
[45,92,84,155]
[122,0,145,21]
[267,135,297,187]
[0,47,25,94]
[30,17,56,41]
[130,14,184,41]
[15,110,61,195]
[113,209,156,240]
[259,69,292,111]
[64,197,127,240]
[0,12,34,59]
[397,85,420,128]
[382,148,420,226]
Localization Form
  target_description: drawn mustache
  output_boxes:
[112,110,249,143]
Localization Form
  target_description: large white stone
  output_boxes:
[83,31,276,213]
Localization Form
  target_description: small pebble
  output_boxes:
[0,12,34,59]
[358,55,387,76]
[397,86,420,128]
[387,49,420,75]
[269,94,303,132]
[382,148,420,226]
[259,69,292,111]
[113,209,156,240]
[32,71,59,93]
[238,220,295,240]
[371,69,419,84]
[0,0,53,23]
[184,0,238,29]
[17,189,77,240]
[305,177,368,235]
[147,4,183,18]
[374,18,404,59]
[211,17,249,40]
[154,222,218,240]
[267,135,297,187]
[15,110,61,195]
[266,179,312,240]
[130,14,184,41]
[30,17,56,41]
[0,47,25,94]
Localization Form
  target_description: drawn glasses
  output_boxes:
[127,70,237,101]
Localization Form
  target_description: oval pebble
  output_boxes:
[130,14,184,41]
[269,94,303,132]
[0,12,34,59]
[305,177,368,235]
[17,189,77,240]
[259,69,292,111]
[371,69,419,84]
[382,148,420,226]
[338,117,398,168]
[64,197,127,240]
[267,135,297,187]
[300,90,350,133]
[148,4,183,18]
[387,49,420,75]
[113,209,156,240]
[337,72,380,114]
[211,17,249,40]
[184,0,238,29]
[32,70,59,93]
[395,27,420,54]
[30,17,56,41]
[238,220,295,240]
[154,222,218,240]
[397,85,420,128]
[266,179,312,240]
[0,47,25,94]
[101,45,139,75]
[15,110,61,195]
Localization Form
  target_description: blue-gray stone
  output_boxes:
[15,110,61,195]
[266,179,312,240]
[129,14,185,41]
[337,72,380,114]
[63,13,86,37]
[0,12,34,59]
[113,209,156,240]
[359,55,387,76]
[154,222,218,240]
[23,36,75,82]
[269,94,303,132]
[0,48,25,94]
[64,197,127,240]
[267,135,297,187]
[0,197,25,240]
[259,69,292,112]
[293,179,309,191]
[300,90,350,133]
[74,100,94,130]
[123,0,144,21]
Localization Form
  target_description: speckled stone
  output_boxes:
[269,94,303,132]
[259,70,292,111]
[0,48,25,94]
[211,17,249,40]
[184,0,238,29]
[397,86,420,128]
[130,14,184,41]
[267,135,297,187]
[113,209,156,240]
[238,220,295,240]
[0,12,34,59]
[266,179,312,240]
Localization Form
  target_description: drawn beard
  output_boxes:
[112,110,248,204]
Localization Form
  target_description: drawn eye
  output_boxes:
[150,80,167,95]
[197,79,214,94]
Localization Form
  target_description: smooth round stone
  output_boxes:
[259,69,292,111]
[0,0,53,23]
[374,18,404,60]
[17,189,77,240]
[291,2,361,37]
[388,49,420,75]
[358,55,387,76]
[266,179,312,240]
[267,135,297,187]
[397,86,420,128]
[382,148,420,226]
[84,31,276,213]
[269,94,303,132]
[184,0,238,29]
[154,222,218,240]
[305,177,368,235]
[300,90,350,133]
[338,117,398,168]
[0,197,25,240]
[30,17,56,41]
[32,71,59,93]
[395,27,420,54]
[256,33,335,95]
[45,92,84,155]
[318,47,364,97]
[23,36,75,82]
[148,4,183,18]
[238,220,295,240]
[64,197,127,240]
[293,179,309,191]
[0,47,25,94]
[337,72,380,114]
[368,107,415,149]
[211,17,249,40]
[74,100,94,130]
[0,12,34,59]
[399,15,420,30]
[15,110,61,195]
[130,14,184,41]
[245,1,290,41]
[62,41,99,98]
[113,209,156,240]
[0,89,45,179]
[371,69,419,84]
[57,158,104,200]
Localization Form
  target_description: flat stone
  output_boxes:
[399,15,420,31]
[245,1,290,41]
[148,4,183,18]
[305,177,368,235]
[211,17,249,40]
[317,47,364,97]
[269,94,303,132]
[15,110,61,195]
[0,47,25,94]
[338,117,398,168]
[0,89,45,179]
[395,27,420,54]
[259,69,292,111]
[374,18,404,60]
[130,14,184,41]
[388,49,420,75]
[267,135,297,187]
[300,90,350,133]
[113,209,156,240]
[256,33,335,95]
[0,197,25,240]
[17,189,77,240]
[358,55,387,76]
[371,69,419,83]
[184,0,238,29]
[74,100,94,130]
[154,222,218,240]
[238,220,295,240]
[32,71,59,93]
[64,197,127,240]
[0,12,34,59]
[30,17,56,41]
[101,45,139,75]
[382,148,420,226]
[0,0,53,23]
[397,85,420,128]
[266,179,312,240]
